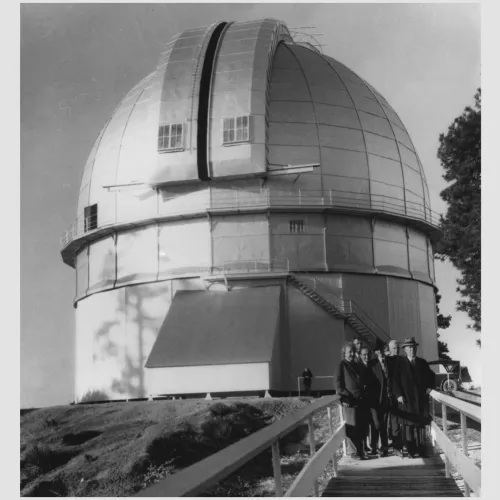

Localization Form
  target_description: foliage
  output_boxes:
[21,442,78,480]
[436,89,481,336]
[435,291,452,360]
[145,403,272,470]
[79,389,109,403]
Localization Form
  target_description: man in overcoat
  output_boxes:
[366,340,391,457]
[392,337,435,458]
[335,342,368,460]
[386,339,403,455]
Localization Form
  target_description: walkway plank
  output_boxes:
[322,445,462,497]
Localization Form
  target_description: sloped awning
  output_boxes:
[145,286,281,368]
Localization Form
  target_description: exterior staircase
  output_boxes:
[288,274,391,348]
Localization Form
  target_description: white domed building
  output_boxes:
[61,19,441,402]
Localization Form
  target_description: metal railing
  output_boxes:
[220,258,290,274]
[345,299,392,343]
[429,390,481,496]
[61,187,440,250]
[297,376,335,397]
[296,272,392,343]
[135,395,345,497]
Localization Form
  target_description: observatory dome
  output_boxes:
[75,18,432,231]
[63,18,440,403]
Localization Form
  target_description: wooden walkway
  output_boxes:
[322,445,463,497]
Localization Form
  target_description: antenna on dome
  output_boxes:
[288,26,326,54]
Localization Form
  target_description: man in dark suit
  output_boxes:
[366,340,391,457]
[392,337,435,458]
[335,342,368,460]
[386,339,403,456]
[302,367,313,396]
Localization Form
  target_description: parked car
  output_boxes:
[428,360,462,392]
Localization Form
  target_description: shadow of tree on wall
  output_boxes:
[86,236,172,399]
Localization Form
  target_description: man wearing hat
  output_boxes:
[392,337,435,458]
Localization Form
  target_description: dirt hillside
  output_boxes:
[21,397,321,497]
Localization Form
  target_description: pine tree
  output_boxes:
[435,291,452,360]
[436,89,481,341]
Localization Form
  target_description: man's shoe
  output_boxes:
[367,448,378,456]
[378,450,389,458]
[393,448,403,458]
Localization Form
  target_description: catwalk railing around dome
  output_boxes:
[61,187,440,250]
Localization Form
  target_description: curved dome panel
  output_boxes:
[267,43,431,219]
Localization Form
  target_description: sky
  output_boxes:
[20,2,481,408]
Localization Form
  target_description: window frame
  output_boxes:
[222,115,251,146]
[84,204,98,233]
[158,122,185,152]
[289,219,305,233]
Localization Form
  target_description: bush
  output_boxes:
[79,389,109,403]
[21,443,79,480]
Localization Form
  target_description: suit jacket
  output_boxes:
[335,359,364,403]
[335,359,365,426]
[392,356,435,425]
[367,358,390,409]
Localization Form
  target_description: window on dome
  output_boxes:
[222,115,250,145]
[289,219,304,233]
[158,123,184,151]
[84,204,98,232]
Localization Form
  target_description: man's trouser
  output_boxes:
[304,379,311,395]
[369,407,389,451]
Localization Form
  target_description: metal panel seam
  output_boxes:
[114,76,154,194]
[319,54,373,209]
[355,76,409,216]
[283,44,323,193]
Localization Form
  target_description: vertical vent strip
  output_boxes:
[197,22,227,181]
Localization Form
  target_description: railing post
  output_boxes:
[430,396,436,447]
[338,405,347,457]
[442,403,451,478]
[329,189,333,205]
[328,405,339,478]
[271,440,283,497]
[299,189,302,205]
[460,412,471,496]
[307,416,319,496]
[327,406,333,436]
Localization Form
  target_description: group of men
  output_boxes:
[335,336,435,460]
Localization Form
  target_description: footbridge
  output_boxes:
[136,391,481,497]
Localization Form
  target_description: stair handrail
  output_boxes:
[345,299,392,343]
[291,271,391,343]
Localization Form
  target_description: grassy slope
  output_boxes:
[20,398,319,497]
[21,396,479,497]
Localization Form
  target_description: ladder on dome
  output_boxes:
[288,274,391,348]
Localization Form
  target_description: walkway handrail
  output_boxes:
[429,389,481,496]
[450,390,481,406]
[136,395,342,497]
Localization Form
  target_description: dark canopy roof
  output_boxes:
[145,286,281,368]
